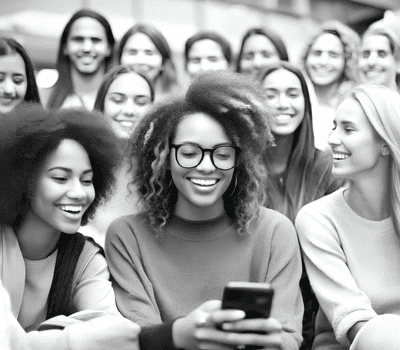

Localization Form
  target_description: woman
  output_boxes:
[303,21,360,150]
[258,61,342,350]
[358,26,400,91]
[118,23,180,99]
[184,30,232,81]
[296,84,400,350]
[105,71,303,350]
[80,65,154,246]
[0,37,41,114]
[236,27,289,78]
[0,105,123,332]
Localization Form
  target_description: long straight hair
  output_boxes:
[47,9,115,110]
[258,62,339,221]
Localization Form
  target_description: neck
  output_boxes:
[70,66,106,108]
[314,81,340,106]
[175,198,225,221]
[345,167,391,221]
[269,134,293,176]
[15,212,61,260]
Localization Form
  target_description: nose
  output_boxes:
[196,151,216,173]
[366,52,378,66]
[328,127,340,147]
[1,78,15,95]
[133,51,147,65]
[67,180,87,200]
[319,52,329,65]
[253,53,264,68]
[123,98,135,117]
[200,59,212,72]
[277,93,290,110]
[82,38,94,52]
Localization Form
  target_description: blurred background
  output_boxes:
[1,0,399,86]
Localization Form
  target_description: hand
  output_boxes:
[66,315,141,350]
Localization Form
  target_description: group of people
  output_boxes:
[1,7,400,350]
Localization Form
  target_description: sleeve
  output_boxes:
[71,241,120,315]
[265,214,304,350]
[295,206,377,347]
[139,321,176,350]
[105,217,162,325]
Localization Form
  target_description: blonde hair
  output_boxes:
[351,84,400,234]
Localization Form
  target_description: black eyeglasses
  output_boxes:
[171,144,241,170]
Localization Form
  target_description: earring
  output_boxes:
[382,146,389,156]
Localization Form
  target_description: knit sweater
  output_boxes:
[295,188,400,349]
[105,207,304,350]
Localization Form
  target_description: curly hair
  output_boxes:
[117,23,179,96]
[303,21,360,85]
[93,64,155,112]
[129,70,274,236]
[257,62,343,222]
[0,105,120,227]
[47,9,115,110]
[0,37,41,106]
[184,30,232,67]
[236,27,289,73]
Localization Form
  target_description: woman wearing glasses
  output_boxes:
[105,71,303,350]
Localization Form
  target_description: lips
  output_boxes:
[332,151,350,160]
[189,178,218,187]
[0,96,16,105]
[56,204,84,214]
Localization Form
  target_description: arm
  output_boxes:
[295,207,376,346]
[105,217,162,325]
[265,215,304,350]
[71,241,119,315]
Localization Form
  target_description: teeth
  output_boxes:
[57,205,83,213]
[333,153,350,160]
[275,114,291,121]
[119,121,134,127]
[191,178,217,186]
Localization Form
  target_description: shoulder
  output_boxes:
[107,213,149,237]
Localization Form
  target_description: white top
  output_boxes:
[295,187,400,349]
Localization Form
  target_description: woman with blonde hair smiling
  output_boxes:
[296,84,400,350]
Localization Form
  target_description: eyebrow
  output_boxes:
[48,167,93,174]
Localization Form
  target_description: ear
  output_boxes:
[382,144,390,156]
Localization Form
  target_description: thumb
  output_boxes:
[198,300,222,312]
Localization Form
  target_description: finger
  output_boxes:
[209,309,246,325]
[222,318,282,333]
[200,300,222,312]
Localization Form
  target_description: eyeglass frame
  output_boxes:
[170,144,241,170]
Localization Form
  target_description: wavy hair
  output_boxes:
[93,64,155,112]
[236,27,289,73]
[129,70,274,235]
[47,9,115,110]
[349,84,400,235]
[257,62,342,222]
[303,21,360,86]
[117,23,179,96]
[0,37,41,105]
[184,30,232,67]
[0,105,120,227]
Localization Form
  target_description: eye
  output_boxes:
[81,178,93,185]
[134,96,151,106]
[378,50,389,58]
[126,49,138,56]
[91,37,102,44]
[311,50,322,57]
[361,51,370,58]
[52,176,67,183]
[144,50,154,56]
[208,56,219,63]
[242,52,254,60]
[261,51,273,59]
[188,57,201,64]
[13,76,25,85]
[110,94,125,104]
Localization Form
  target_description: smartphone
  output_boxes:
[221,282,274,350]
[221,282,274,319]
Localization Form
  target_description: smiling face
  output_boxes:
[329,98,386,181]
[63,17,111,75]
[170,112,234,220]
[239,34,281,78]
[103,72,152,140]
[0,53,27,114]
[358,34,399,90]
[305,33,345,87]
[120,32,163,82]
[263,68,305,136]
[28,139,95,235]
[186,39,229,80]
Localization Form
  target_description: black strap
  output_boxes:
[46,232,91,319]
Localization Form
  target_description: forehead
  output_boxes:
[262,68,301,89]
[243,34,278,52]
[336,98,368,123]
[174,112,230,145]
[124,32,157,50]
[361,34,391,50]
[0,53,26,74]
[107,72,152,96]
[42,139,91,170]
[68,17,107,38]
[189,39,224,57]
[311,33,343,52]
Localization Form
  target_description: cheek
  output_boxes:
[104,101,121,119]
[18,83,28,99]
